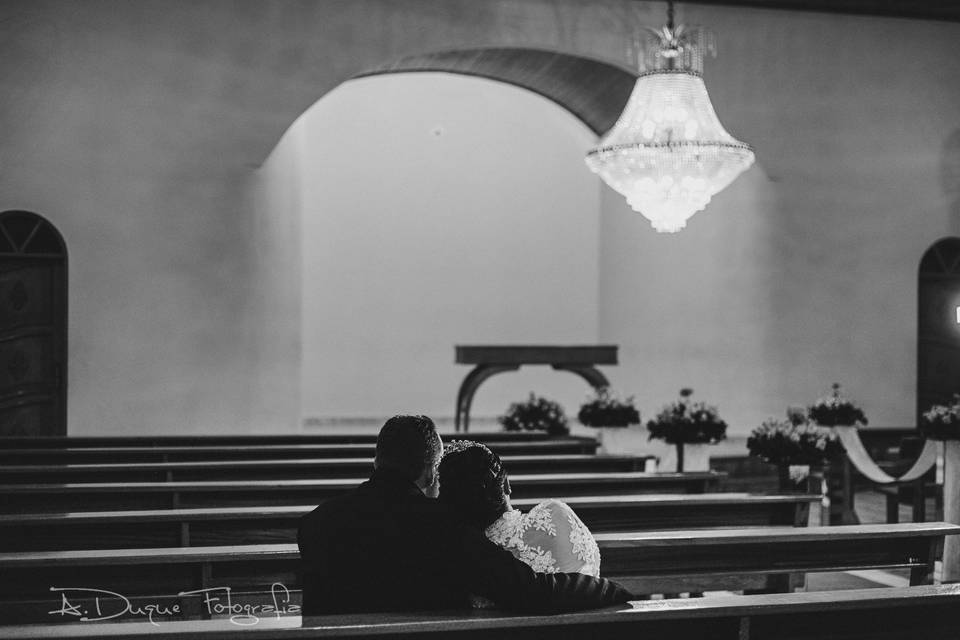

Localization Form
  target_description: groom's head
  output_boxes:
[375,415,443,497]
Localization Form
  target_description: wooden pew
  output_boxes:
[0,493,817,551]
[596,522,956,593]
[1,522,954,624]
[0,440,599,465]
[0,431,566,447]
[0,454,655,483]
[0,472,723,513]
[877,482,943,524]
[3,585,960,639]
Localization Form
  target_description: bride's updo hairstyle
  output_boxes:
[438,440,511,529]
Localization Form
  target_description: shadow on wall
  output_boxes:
[943,129,960,233]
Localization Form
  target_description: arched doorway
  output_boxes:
[0,211,67,436]
[917,237,960,424]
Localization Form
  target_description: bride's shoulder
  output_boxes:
[523,500,600,576]
[528,498,579,520]
[523,499,583,531]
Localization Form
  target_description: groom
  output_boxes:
[298,414,631,615]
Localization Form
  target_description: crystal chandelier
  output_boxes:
[585,2,754,233]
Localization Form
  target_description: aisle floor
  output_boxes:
[801,488,939,592]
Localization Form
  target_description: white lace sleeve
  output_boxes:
[519,499,601,577]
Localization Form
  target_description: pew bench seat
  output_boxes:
[0,472,724,513]
[0,493,817,551]
[0,439,599,465]
[0,454,657,483]
[3,585,960,640]
[0,432,573,448]
[1,522,955,624]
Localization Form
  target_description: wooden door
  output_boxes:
[0,211,67,436]
[918,237,960,424]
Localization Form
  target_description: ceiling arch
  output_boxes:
[354,48,637,137]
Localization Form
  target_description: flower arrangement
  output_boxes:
[577,387,641,428]
[807,383,868,427]
[647,388,727,445]
[499,392,569,436]
[747,407,843,467]
[921,394,960,441]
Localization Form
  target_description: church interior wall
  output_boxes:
[0,1,957,434]
[271,73,601,427]
[598,7,960,431]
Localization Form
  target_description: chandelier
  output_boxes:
[585,2,754,233]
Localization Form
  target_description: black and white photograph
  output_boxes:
[1,1,960,638]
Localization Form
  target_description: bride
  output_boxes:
[437,440,601,580]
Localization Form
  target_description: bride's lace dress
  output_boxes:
[484,499,601,577]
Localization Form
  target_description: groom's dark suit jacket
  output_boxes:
[297,467,632,615]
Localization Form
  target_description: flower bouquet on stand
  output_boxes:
[577,387,643,456]
[921,394,960,441]
[499,393,569,436]
[806,383,865,525]
[747,407,843,491]
[647,388,727,472]
[921,394,960,581]
[807,383,868,429]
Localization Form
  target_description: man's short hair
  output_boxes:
[375,415,442,482]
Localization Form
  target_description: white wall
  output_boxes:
[599,7,960,432]
[260,73,601,425]
[2,1,958,436]
[599,165,785,432]
[245,125,304,432]
[260,3,960,435]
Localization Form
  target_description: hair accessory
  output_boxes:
[443,439,492,458]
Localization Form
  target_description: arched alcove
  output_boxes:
[0,210,67,436]
[259,71,606,426]
[918,237,960,423]
[354,48,635,136]
[248,47,637,429]
[255,42,783,431]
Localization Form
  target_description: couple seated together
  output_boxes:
[298,415,632,615]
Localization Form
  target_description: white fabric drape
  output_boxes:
[834,426,937,484]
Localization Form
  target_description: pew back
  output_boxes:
[0,440,599,464]
[0,454,654,483]
[3,586,960,640]
[0,432,567,447]
[0,522,954,624]
[0,493,817,551]
[0,472,723,513]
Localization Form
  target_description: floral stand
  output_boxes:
[944,440,960,583]
[673,442,711,472]
[777,464,812,492]
[776,464,831,526]
[834,426,956,582]
[594,425,647,456]
[646,388,725,473]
